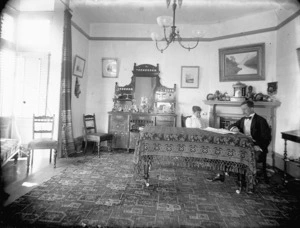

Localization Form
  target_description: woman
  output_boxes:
[185,106,207,129]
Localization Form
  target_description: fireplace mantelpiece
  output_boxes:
[204,100,281,128]
[203,100,281,165]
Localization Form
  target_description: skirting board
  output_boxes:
[74,136,83,153]
[269,151,300,179]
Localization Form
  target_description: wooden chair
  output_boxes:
[129,119,154,151]
[181,114,191,128]
[27,115,58,170]
[83,114,113,157]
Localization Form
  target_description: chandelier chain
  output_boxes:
[153,0,200,53]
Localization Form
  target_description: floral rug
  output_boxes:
[1,152,300,227]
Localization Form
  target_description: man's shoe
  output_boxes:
[206,173,225,182]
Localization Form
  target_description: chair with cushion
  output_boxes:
[83,114,113,157]
[27,115,58,170]
[181,114,191,128]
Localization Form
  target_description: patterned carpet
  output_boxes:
[1,151,300,228]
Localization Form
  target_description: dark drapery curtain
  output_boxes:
[60,9,75,157]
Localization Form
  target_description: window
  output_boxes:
[1,13,15,42]
[0,12,16,116]
[14,53,51,117]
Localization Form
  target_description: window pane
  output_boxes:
[1,13,15,42]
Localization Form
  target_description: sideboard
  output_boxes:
[108,63,177,151]
[108,112,176,150]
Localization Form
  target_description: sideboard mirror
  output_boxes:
[113,63,176,114]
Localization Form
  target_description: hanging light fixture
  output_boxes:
[151,0,204,53]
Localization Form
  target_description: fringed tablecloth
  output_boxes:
[133,126,256,189]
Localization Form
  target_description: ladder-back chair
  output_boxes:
[27,115,58,170]
[83,114,113,157]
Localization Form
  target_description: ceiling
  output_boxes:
[70,0,300,25]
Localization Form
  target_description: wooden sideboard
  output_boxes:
[108,112,176,150]
[109,63,177,151]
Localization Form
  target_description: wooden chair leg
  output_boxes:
[49,149,52,164]
[13,153,18,165]
[108,140,112,152]
[27,150,31,171]
[91,142,96,153]
[31,149,34,167]
[97,142,100,157]
[84,140,88,154]
[54,149,57,168]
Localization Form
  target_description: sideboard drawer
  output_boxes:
[109,114,129,131]
[155,115,176,127]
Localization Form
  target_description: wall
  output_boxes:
[275,17,300,161]
[77,8,300,172]
[86,12,278,134]
[71,14,89,140]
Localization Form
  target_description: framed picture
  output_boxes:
[181,66,199,88]
[73,55,86,78]
[219,43,265,82]
[102,58,119,78]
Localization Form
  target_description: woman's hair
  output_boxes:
[192,106,202,113]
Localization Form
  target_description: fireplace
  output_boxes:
[203,100,281,165]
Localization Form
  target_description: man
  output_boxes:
[186,106,207,129]
[207,100,271,182]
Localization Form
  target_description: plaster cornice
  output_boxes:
[72,9,300,42]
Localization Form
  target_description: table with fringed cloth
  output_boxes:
[133,126,256,190]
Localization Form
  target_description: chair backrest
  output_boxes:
[181,114,191,128]
[83,114,97,134]
[33,115,55,139]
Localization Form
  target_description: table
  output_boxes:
[281,130,300,184]
[133,126,257,190]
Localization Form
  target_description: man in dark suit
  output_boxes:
[207,100,271,182]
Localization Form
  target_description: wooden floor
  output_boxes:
[1,150,81,207]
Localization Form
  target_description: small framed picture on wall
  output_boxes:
[73,55,86,78]
[181,66,199,88]
[102,58,119,78]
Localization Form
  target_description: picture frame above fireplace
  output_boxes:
[219,43,265,82]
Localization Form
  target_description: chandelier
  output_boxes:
[151,0,203,53]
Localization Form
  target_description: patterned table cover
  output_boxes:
[133,126,257,189]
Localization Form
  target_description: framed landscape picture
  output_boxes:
[73,55,86,78]
[102,58,119,78]
[181,66,199,88]
[219,43,265,82]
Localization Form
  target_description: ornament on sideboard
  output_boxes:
[140,96,149,113]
